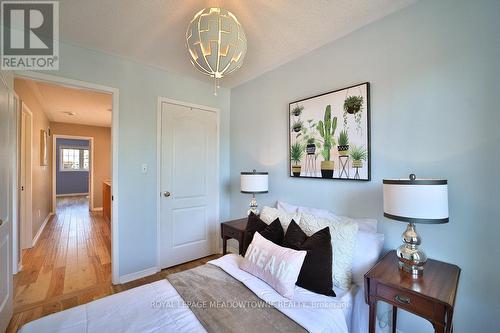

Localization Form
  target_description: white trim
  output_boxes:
[156,97,221,270]
[55,193,89,197]
[14,71,121,285]
[32,212,54,247]
[91,207,103,212]
[20,103,33,250]
[12,92,20,274]
[118,266,159,284]
[52,135,94,212]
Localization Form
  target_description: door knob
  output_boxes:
[163,191,171,198]
[0,219,3,226]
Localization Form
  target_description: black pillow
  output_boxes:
[283,220,335,296]
[243,212,284,255]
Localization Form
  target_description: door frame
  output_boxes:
[156,97,220,269]
[52,135,94,211]
[19,102,33,251]
[13,71,120,284]
[12,93,20,274]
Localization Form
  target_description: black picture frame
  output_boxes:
[288,82,371,181]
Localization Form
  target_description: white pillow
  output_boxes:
[260,206,301,233]
[276,200,299,213]
[240,232,306,299]
[299,213,359,290]
[297,206,378,233]
[351,231,385,286]
[335,216,378,234]
[297,206,333,219]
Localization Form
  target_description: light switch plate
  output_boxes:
[141,164,148,174]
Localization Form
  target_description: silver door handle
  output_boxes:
[163,191,171,198]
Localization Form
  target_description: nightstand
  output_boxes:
[365,250,460,333]
[221,217,247,255]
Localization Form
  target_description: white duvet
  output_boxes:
[20,254,354,333]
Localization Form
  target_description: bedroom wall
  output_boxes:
[51,123,111,209]
[25,40,231,278]
[55,138,90,196]
[229,0,500,332]
[14,79,53,241]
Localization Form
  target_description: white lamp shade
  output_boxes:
[383,178,448,224]
[240,172,268,193]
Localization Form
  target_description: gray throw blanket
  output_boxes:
[167,264,307,333]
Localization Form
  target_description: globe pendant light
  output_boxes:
[186,7,247,95]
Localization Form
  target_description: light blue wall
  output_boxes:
[35,41,231,277]
[56,138,89,195]
[229,0,500,332]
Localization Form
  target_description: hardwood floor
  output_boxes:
[7,196,221,332]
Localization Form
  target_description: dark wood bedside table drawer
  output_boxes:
[223,227,242,239]
[377,284,434,318]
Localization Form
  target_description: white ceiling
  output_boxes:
[59,0,417,88]
[16,78,113,127]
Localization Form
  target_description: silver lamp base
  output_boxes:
[247,195,258,216]
[396,222,427,276]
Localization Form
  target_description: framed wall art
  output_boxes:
[289,82,370,181]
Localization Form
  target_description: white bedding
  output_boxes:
[20,254,362,333]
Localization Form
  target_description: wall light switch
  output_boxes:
[141,164,148,174]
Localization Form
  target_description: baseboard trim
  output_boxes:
[92,207,103,212]
[32,212,54,247]
[118,267,159,284]
[56,193,89,197]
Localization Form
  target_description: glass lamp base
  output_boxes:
[396,222,427,276]
[247,196,258,216]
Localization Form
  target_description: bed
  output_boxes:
[19,254,371,333]
[20,202,384,333]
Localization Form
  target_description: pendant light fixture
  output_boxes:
[186,7,247,95]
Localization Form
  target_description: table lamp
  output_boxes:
[240,170,268,215]
[383,174,448,276]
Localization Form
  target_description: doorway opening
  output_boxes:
[11,72,119,316]
[53,135,93,213]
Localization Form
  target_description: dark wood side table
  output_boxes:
[221,218,247,255]
[365,251,460,333]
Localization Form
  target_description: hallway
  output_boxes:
[11,196,112,328]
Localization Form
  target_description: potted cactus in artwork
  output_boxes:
[350,145,367,168]
[290,142,304,176]
[337,129,349,156]
[316,105,337,178]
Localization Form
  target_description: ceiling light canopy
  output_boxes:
[186,7,247,95]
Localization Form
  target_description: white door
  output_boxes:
[0,73,13,332]
[159,102,218,268]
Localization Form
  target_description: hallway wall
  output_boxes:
[14,79,52,241]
